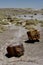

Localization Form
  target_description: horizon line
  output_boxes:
[0,7,43,9]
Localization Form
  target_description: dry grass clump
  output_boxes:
[15,21,22,26]
[25,19,39,26]
[41,23,43,27]
[0,25,6,33]
[41,24,43,27]
[9,17,23,25]
[8,17,21,24]
[14,19,39,27]
[0,20,9,25]
[22,19,39,29]
[25,25,35,30]
[39,21,43,27]
[13,17,21,21]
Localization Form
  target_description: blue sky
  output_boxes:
[0,0,43,9]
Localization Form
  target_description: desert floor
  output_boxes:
[0,24,43,65]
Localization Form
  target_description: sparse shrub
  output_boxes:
[34,13,37,15]
[23,19,39,30]
[0,21,9,25]
[0,25,6,33]
[15,21,22,26]
[41,24,43,27]
[25,19,39,26]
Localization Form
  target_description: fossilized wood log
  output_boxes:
[27,29,40,40]
[6,44,24,57]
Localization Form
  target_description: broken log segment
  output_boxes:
[6,43,24,57]
[27,29,40,41]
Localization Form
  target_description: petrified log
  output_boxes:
[27,29,40,41]
[6,44,24,57]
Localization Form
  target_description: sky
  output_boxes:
[0,0,43,9]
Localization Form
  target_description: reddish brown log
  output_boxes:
[7,44,24,57]
[27,29,40,40]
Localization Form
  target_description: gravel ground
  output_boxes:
[0,24,43,65]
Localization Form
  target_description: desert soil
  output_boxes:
[0,24,43,65]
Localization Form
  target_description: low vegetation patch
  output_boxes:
[0,25,6,33]
[39,21,43,27]
[0,20,9,25]
[25,19,39,25]
[21,19,39,29]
